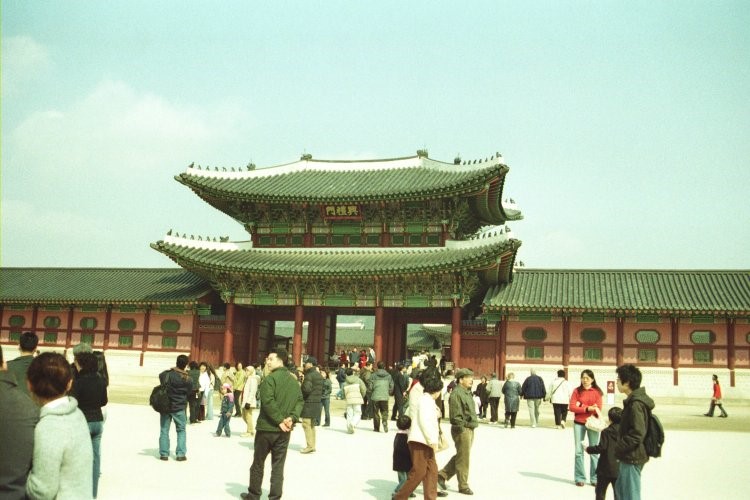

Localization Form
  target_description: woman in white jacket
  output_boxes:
[395,369,446,500]
[547,369,573,429]
[241,366,259,437]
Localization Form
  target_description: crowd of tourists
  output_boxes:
[2,331,707,499]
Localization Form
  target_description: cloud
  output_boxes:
[1,36,51,96]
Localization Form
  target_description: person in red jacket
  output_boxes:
[704,374,728,418]
[569,369,603,487]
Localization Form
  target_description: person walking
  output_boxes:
[614,363,655,500]
[392,415,415,498]
[521,369,546,428]
[70,351,108,498]
[360,361,374,420]
[300,357,323,453]
[241,349,303,500]
[391,363,410,422]
[369,361,395,432]
[343,367,367,433]
[547,369,573,429]
[438,368,478,496]
[569,369,603,487]
[704,374,728,418]
[318,368,332,427]
[233,362,247,418]
[215,383,234,437]
[393,369,447,500]
[187,361,201,424]
[486,373,503,424]
[474,376,489,419]
[241,365,259,437]
[157,354,194,461]
[502,372,522,428]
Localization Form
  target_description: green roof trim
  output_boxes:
[0,268,213,306]
[484,269,750,315]
[150,233,521,282]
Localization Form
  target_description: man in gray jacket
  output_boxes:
[368,361,394,432]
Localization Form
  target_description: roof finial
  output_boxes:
[454,154,461,165]
[246,162,256,171]
[416,148,428,158]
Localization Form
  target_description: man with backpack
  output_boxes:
[157,354,194,461]
[614,363,655,500]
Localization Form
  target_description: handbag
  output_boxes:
[437,431,450,452]
[585,408,606,433]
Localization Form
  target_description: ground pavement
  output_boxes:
[95,396,748,499]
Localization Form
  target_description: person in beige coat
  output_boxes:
[241,366,259,437]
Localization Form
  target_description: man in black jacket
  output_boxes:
[6,331,38,396]
[300,357,324,453]
[391,363,410,422]
[158,354,194,461]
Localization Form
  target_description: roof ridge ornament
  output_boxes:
[416,149,428,158]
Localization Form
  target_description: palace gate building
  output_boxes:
[1,150,749,396]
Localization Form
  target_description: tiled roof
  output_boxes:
[176,154,513,204]
[483,269,750,315]
[0,268,213,305]
[151,230,520,281]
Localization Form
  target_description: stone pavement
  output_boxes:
[95,398,748,500]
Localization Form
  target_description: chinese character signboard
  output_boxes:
[321,204,362,220]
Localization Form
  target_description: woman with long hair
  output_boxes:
[71,351,108,498]
[26,352,93,499]
[568,369,603,487]
[704,374,728,417]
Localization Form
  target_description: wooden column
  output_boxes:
[103,305,112,353]
[671,316,679,386]
[65,306,75,351]
[617,315,625,368]
[562,314,571,372]
[497,316,507,378]
[451,303,462,368]
[190,311,200,361]
[293,305,304,366]
[250,316,260,366]
[328,313,337,362]
[31,305,39,335]
[374,306,384,363]
[140,306,151,367]
[223,301,235,364]
[727,317,736,387]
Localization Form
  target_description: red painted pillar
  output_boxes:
[103,306,112,353]
[562,314,571,373]
[617,314,625,368]
[190,311,200,361]
[140,306,151,367]
[451,304,462,368]
[65,306,75,351]
[727,317,736,386]
[31,306,39,336]
[223,301,235,364]
[329,313,337,362]
[496,316,506,378]
[293,305,304,367]
[671,316,679,386]
[374,306,384,363]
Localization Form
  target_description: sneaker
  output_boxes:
[561,421,566,429]
[300,448,315,454]
[159,456,168,461]
[175,456,187,462]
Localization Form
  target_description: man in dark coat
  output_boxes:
[187,361,201,424]
[300,357,324,453]
[391,363,410,422]
[242,348,303,500]
[360,361,374,419]
[158,354,194,461]
[6,331,38,396]
[521,369,546,428]
[614,364,655,500]
[0,344,40,499]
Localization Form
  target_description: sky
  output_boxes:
[2,1,749,270]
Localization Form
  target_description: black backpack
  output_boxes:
[643,408,665,458]
[150,374,171,413]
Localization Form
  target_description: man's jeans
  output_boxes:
[159,409,187,458]
[88,420,104,498]
[615,462,643,500]
[247,431,291,500]
[574,422,600,484]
